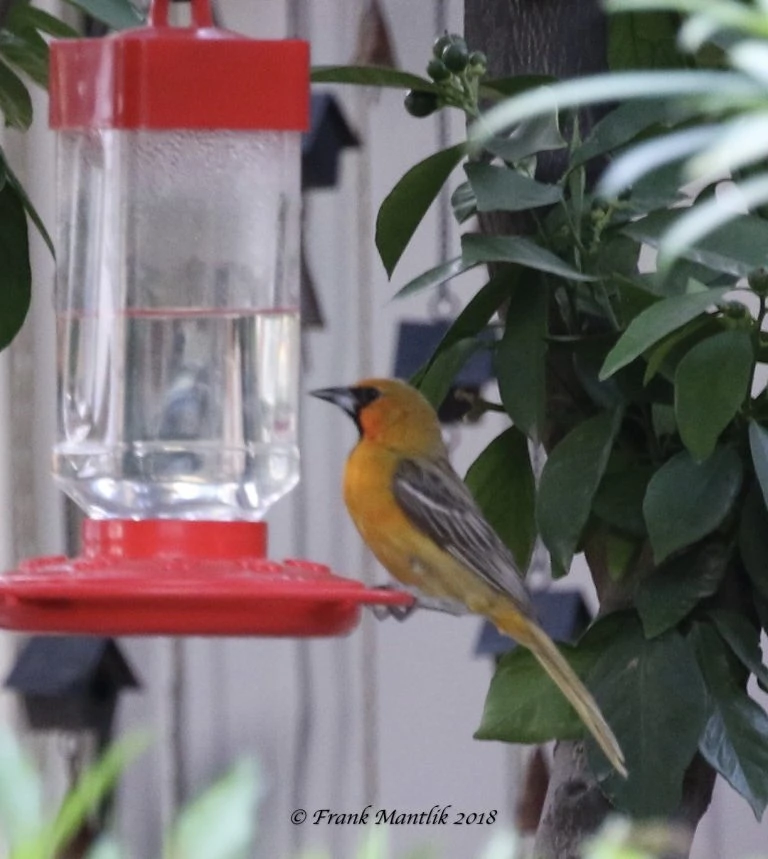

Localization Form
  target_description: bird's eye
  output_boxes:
[353,386,382,409]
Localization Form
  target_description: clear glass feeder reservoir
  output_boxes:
[50,0,309,520]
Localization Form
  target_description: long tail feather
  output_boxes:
[495,612,627,778]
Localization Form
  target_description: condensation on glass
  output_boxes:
[53,129,301,520]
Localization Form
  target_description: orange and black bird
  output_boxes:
[311,377,626,777]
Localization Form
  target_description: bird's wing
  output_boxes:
[392,456,534,615]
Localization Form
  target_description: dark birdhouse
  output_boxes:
[474,589,592,657]
[302,94,360,190]
[5,637,139,744]
[394,320,495,423]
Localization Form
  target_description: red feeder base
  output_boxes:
[0,520,412,636]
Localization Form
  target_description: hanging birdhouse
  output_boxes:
[474,590,592,658]
[302,94,359,190]
[0,0,409,636]
[5,636,139,742]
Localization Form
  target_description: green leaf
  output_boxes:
[0,729,42,847]
[416,337,486,411]
[599,285,732,379]
[608,12,687,71]
[476,613,625,744]
[40,734,148,857]
[709,609,768,692]
[537,409,623,572]
[585,615,708,816]
[450,180,476,225]
[393,256,476,300]
[465,163,562,212]
[635,541,731,638]
[479,74,555,99]
[691,621,768,819]
[62,0,143,29]
[0,179,30,351]
[167,760,259,859]
[4,155,53,258]
[11,2,79,38]
[462,233,594,282]
[0,57,31,129]
[483,113,566,163]
[675,330,753,461]
[376,144,466,278]
[749,421,768,513]
[643,315,712,384]
[643,446,743,563]
[465,426,536,571]
[410,269,515,387]
[470,70,760,148]
[573,99,684,169]
[624,210,768,278]
[311,65,439,93]
[739,486,768,603]
[593,464,653,538]
[0,29,48,88]
[494,281,547,441]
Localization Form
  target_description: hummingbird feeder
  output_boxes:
[0,0,409,636]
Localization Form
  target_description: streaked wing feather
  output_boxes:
[393,457,533,615]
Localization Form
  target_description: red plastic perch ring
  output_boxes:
[0,520,412,636]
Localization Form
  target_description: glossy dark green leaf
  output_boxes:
[465,163,562,213]
[3,156,53,257]
[376,144,466,278]
[675,330,753,461]
[494,281,547,441]
[465,426,536,571]
[537,409,623,572]
[599,285,731,379]
[64,0,143,29]
[476,613,625,744]
[0,180,30,351]
[410,270,515,388]
[0,58,31,129]
[691,622,768,819]
[593,464,653,538]
[643,315,712,384]
[709,609,768,692]
[393,256,476,300]
[311,65,439,92]
[608,12,686,71]
[624,210,768,278]
[0,30,48,88]
[643,447,743,563]
[739,487,768,603]
[416,337,486,411]
[749,421,768,513]
[635,542,730,638]
[483,113,566,163]
[450,180,476,224]
[462,233,593,282]
[11,2,78,38]
[585,616,708,816]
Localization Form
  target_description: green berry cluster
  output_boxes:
[404,33,487,119]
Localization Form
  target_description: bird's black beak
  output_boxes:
[309,386,360,419]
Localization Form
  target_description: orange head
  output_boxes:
[310,378,445,454]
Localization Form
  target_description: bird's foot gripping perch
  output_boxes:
[370,584,468,621]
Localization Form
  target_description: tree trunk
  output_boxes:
[462,2,718,856]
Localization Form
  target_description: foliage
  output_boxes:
[0,728,258,859]
[314,2,768,823]
[0,0,139,352]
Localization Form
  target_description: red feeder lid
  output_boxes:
[0,520,412,637]
[49,0,309,130]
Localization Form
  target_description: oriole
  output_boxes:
[312,377,626,777]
